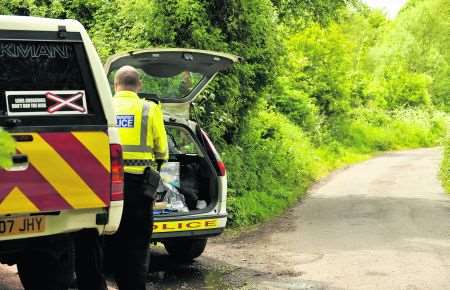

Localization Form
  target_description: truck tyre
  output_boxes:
[163,238,207,262]
[17,235,73,290]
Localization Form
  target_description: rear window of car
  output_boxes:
[0,32,106,130]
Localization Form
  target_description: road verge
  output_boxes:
[441,137,450,193]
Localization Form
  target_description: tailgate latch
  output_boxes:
[5,154,29,172]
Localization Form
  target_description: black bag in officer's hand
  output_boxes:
[143,167,161,200]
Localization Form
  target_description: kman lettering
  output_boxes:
[0,43,72,59]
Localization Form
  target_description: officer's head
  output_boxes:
[114,65,142,93]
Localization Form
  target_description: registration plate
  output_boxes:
[0,215,46,237]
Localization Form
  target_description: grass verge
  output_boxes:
[441,137,450,193]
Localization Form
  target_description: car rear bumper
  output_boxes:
[0,200,123,242]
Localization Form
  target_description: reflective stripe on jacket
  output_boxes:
[113,90,168,174]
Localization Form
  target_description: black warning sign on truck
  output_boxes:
[6,90,87,116]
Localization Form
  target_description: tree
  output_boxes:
[369,0,450,111]
[272,0,356,25]
[88,0,282,143]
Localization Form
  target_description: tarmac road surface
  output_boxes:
[0,147,448,290]
[206,147,450,290]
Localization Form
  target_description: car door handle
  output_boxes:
[13,154,28,164]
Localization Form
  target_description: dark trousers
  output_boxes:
[74,229,108,290]
[110,173,154,290]
[75,173,154,290]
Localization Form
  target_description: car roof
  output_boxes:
[0,15,84,32]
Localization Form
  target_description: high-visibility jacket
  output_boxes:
[113,90,168,174]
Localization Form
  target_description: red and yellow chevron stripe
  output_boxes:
[0,132,111,214]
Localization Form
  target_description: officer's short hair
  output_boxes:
[115,65,140,90]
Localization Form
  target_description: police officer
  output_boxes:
[74,65,167,290]
[109,65,168,290]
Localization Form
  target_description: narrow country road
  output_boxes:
[205,147,450,290]
[0,148,448,290]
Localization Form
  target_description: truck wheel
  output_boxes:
[163,238,207,262]
[17,235,73,290]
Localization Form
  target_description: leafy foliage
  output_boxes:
[369,0,450,111]
[89,0,281,143]
[278,23,355,116]
[224,102,319,225]
[272,0,355,25]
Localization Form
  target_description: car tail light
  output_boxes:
[216,160,226,177]
[200,130,226,176]
[110,144,124,201]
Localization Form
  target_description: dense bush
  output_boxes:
[224,102,320,225]
[333,109,447,152]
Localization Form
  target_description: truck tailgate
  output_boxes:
[0,132,110,214]
[0,34,113,215]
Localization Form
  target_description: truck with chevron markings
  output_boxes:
[0,16,124,288]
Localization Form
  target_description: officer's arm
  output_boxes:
[150,104,169,162]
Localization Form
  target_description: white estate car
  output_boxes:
[105,49,238,261]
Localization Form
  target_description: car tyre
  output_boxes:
[163,238,207,262]
[17,235,73,290]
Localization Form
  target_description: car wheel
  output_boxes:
[163,238,207,262]
[17,236,73,290]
